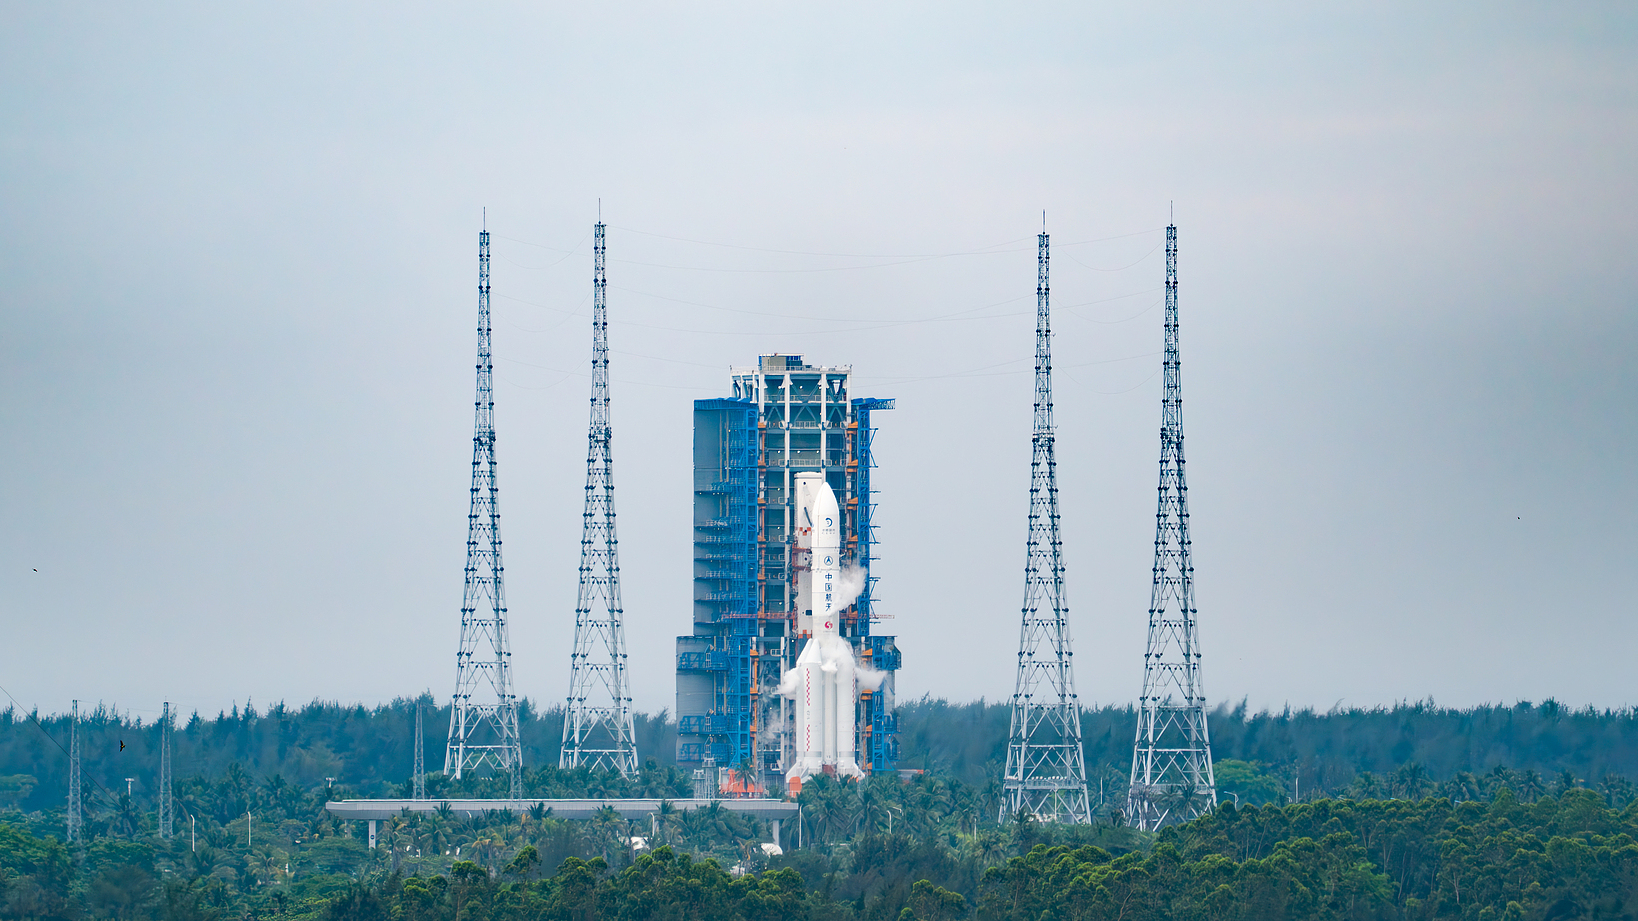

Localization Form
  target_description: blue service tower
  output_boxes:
[676,355,899,791]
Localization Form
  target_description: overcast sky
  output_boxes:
[2,3,1634,726]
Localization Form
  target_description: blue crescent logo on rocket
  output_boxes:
[824,516,834,527]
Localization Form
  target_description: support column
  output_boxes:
[771,819,781,849]
[368,820,377,849]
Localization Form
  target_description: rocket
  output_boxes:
[783,474,863,785]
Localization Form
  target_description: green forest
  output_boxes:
[5,696,1638,919]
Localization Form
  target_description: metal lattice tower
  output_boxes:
[158,701,173,838]
[413,703,425,800]
[67,700,81,843]
[445,220,523,797]
[1127,223,1216,830]
[561,219,639,776]
[1001,230,1092,824]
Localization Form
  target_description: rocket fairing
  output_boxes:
[783,474,863,785]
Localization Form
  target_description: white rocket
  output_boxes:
[783,474,864,785]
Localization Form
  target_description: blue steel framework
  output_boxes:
[852,397,899,770]
[676,357,898,787]
[677,399,760,768]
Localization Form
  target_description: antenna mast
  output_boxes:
[445,221,524,797]
[1001,230,1091,823]
[413,703,425,800]
[158,701,173,838]
[67,700,81,843]
[1127,221,1216,830]
[561,218,639,775]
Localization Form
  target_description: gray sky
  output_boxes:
[2,2,1634,725]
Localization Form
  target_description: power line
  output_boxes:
[0,685,121,807]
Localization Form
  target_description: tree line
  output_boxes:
[8,695,1638,817]
[8,779,1638,918]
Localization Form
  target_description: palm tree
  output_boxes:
[734,756,759,796]
[188,845,219,881]
[1518,769,1546,801]
[113,792,143,838]
[589,806,623,861]
[253,848,282,885]
[469,833,504,873]
[976,829,1009,867]
[655,800,677,845]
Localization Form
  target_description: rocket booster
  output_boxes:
[785,474,862,785]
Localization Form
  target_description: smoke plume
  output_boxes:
[834,564,867,611]
[856,663,889,692]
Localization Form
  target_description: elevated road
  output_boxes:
[325,798,797,822]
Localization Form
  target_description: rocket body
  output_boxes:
[784,474,863,784]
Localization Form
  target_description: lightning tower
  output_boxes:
[1001,228,1092,823]
[560,218,639,775]
[158,701,173,838]
[413,703,425,800]
[445,219,524,797]
[1127,222,1216,830]
[67,700,81,843]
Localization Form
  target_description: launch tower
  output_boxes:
[444,222,524,796]
[560,220,640,775]
[1127,223,1216,829]
[677,356,898,790]
[1001,230,1092,824]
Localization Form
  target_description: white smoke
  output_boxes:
[760,711,786,744]
[856,663,889,693]
[819,636,851,673]
[777,667,801,698]
[833,564,868,611]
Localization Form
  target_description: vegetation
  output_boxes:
[9,779,1638,918]
[6,696,1638,917]
[11,695,1638,813]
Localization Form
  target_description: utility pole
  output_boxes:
[67,700,82,843]
[560,215,639,776]
[1127,222,1217,831]
[444,215,524,797]
[158,701,173,838]
[1000,228,1092,824]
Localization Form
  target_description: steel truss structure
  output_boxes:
[414,703,425,800]
[561,220,640,776]
[1127,223,1217,830]
[1001,231,1092,824]
[159,701,173,838]
[445,222,524,796]
[67,700,81,843]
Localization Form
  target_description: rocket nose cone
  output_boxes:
[814,482,840,538]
